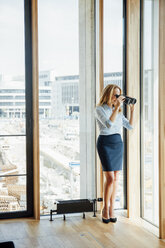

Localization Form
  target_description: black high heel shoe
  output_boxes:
[102,217,110,223]
[109,217,117,223]
[101,208,110,224]
[109,206,117,223]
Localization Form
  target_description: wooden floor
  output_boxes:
[0,213,165,248]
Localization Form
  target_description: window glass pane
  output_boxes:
[0,136,26,176]
[104,0,124,209]
[38,0,79,214]
[0,0,26,135]
[0,176,26,212]
[0,1,30,217]
[141,0,159,226]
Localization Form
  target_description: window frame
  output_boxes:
[0,0,34,219]
[140,0,159,227]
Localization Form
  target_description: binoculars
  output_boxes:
[115,94,137,105]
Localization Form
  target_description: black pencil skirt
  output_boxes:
[96,134,123,171]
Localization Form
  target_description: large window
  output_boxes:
[104,0,126,209]
[140,0,159,226]
[0,0,33,218]
[38,0,80,215]
[39,0,97,215]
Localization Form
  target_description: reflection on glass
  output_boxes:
[141,0,159,226]
[0,136,26,176]
[0,176,26,212]
[104,0,124,209]
[38,0,79,214]
[0,1,26,135]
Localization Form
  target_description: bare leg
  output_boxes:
[102,171,114,219]
[109,171,120,218]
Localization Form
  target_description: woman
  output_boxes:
[95,84,135,223]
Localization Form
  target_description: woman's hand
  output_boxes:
[129,104,135,112]
[116,96,125,109]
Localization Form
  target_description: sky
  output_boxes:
[104,0,123,73]
[0,0,25,76]
[38,0,79,76]
[0,0,154,78]
[0,0,79,77]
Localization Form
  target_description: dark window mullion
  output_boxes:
[123,0,127,210]
[24,0,34,217]
[0,174,27,178]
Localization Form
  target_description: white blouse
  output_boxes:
[95,104,133,136]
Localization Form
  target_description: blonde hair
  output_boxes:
[97,84,122,112]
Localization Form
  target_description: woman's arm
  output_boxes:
[110,95,125,122]
[122,104,135,130]
[95,107,114,128]
[109,106,120,122]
